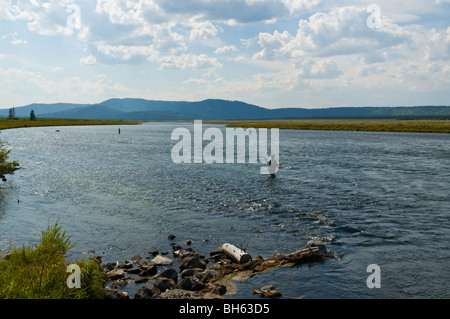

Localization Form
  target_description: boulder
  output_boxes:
[157,268,178,284]
[154,277,176,292]
[174,248,194,259]
[118,260,133,269]
[106,269,125,280]
[159,289,196,299]
[178,277,206,291]
[304,239,327,255]
[180,268,203,279]
[253,285,282,298]
[139,265,157,276]
[206,283,227,296]
[179,254,208,271]
[138,258,155,269]
[196,269,218,283]
[134,286,158,299]
[104,288,129,299]
[131,255,143,262]
[103,262,118,272]
[151,255,173,266]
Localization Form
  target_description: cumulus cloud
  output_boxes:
[215,45,238,54]
[80,55,97,65]
[253,6,412,61]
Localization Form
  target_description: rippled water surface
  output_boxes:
[0,123,449,298]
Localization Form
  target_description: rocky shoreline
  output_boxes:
[96,236,330,299]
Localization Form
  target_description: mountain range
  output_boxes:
[2,98,449,120]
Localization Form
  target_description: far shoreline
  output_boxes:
[0,118,142,131]
[208,119,450,134]
[0,117,448,134]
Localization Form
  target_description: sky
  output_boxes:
[0,0,449,110]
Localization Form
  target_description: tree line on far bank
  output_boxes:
[7,107,36,121]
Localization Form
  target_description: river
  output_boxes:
[0,123,449,298]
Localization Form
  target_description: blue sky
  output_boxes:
[0,0,449,109]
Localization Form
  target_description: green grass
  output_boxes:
[0,118,141,131]
[0,221,106,299]
[213,119,450,133]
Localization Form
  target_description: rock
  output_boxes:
[209,247,223,256]
[180,268,203,279]
[134,277,150,284]
[179,254,208,271]
[139,265,157,276]
[178,277,206,291]
[154,277,176,292]
[137,258,155,269]
[149,250,159,256]
[106,269,125,280]
[118,260,133,269]
[196,269,218,283]
[109,279,131,289]
[202,292,222,299]
[88,255,103,263]
[131,255,143,262]
[171,245,183,252]
[206,283,227,296]
[161,251,169,255]
[157,268,178,284]
[168,234,176,240]
[184,239,192,245]
[159,289,196,299]
[174,248,194,259]
[103,262,118,272]
[104,288,129,299]
[125,267,142,275]
[253,285,282,298]
[134,286,158,299]
[305,239,327,255]
[151,255,173,266]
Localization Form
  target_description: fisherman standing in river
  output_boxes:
[266,154,281,178]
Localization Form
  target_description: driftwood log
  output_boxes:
[214,246,325,279]
[221,243,252,264]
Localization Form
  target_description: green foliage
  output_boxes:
[0,221,106,299]
[0,138,19,181]
[222,119,450,133]
[8,108,15,120]
[0,117,140,131]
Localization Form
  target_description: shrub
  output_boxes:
[0,221,106,299]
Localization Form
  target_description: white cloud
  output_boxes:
[0,66,133,104]
[158,53,222,71]
[80,55,97,65]
[1,0,449,108]
[214,45,238,54]
[189,20,220,43]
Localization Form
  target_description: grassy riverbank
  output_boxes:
[0,118,141,131]
[0,221,106,299]
[215,119,450,133]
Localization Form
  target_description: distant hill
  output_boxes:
[0,103,90,118]
[2,99,449,121]
[40,104,124,120]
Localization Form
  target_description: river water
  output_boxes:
[0,123,449,299]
